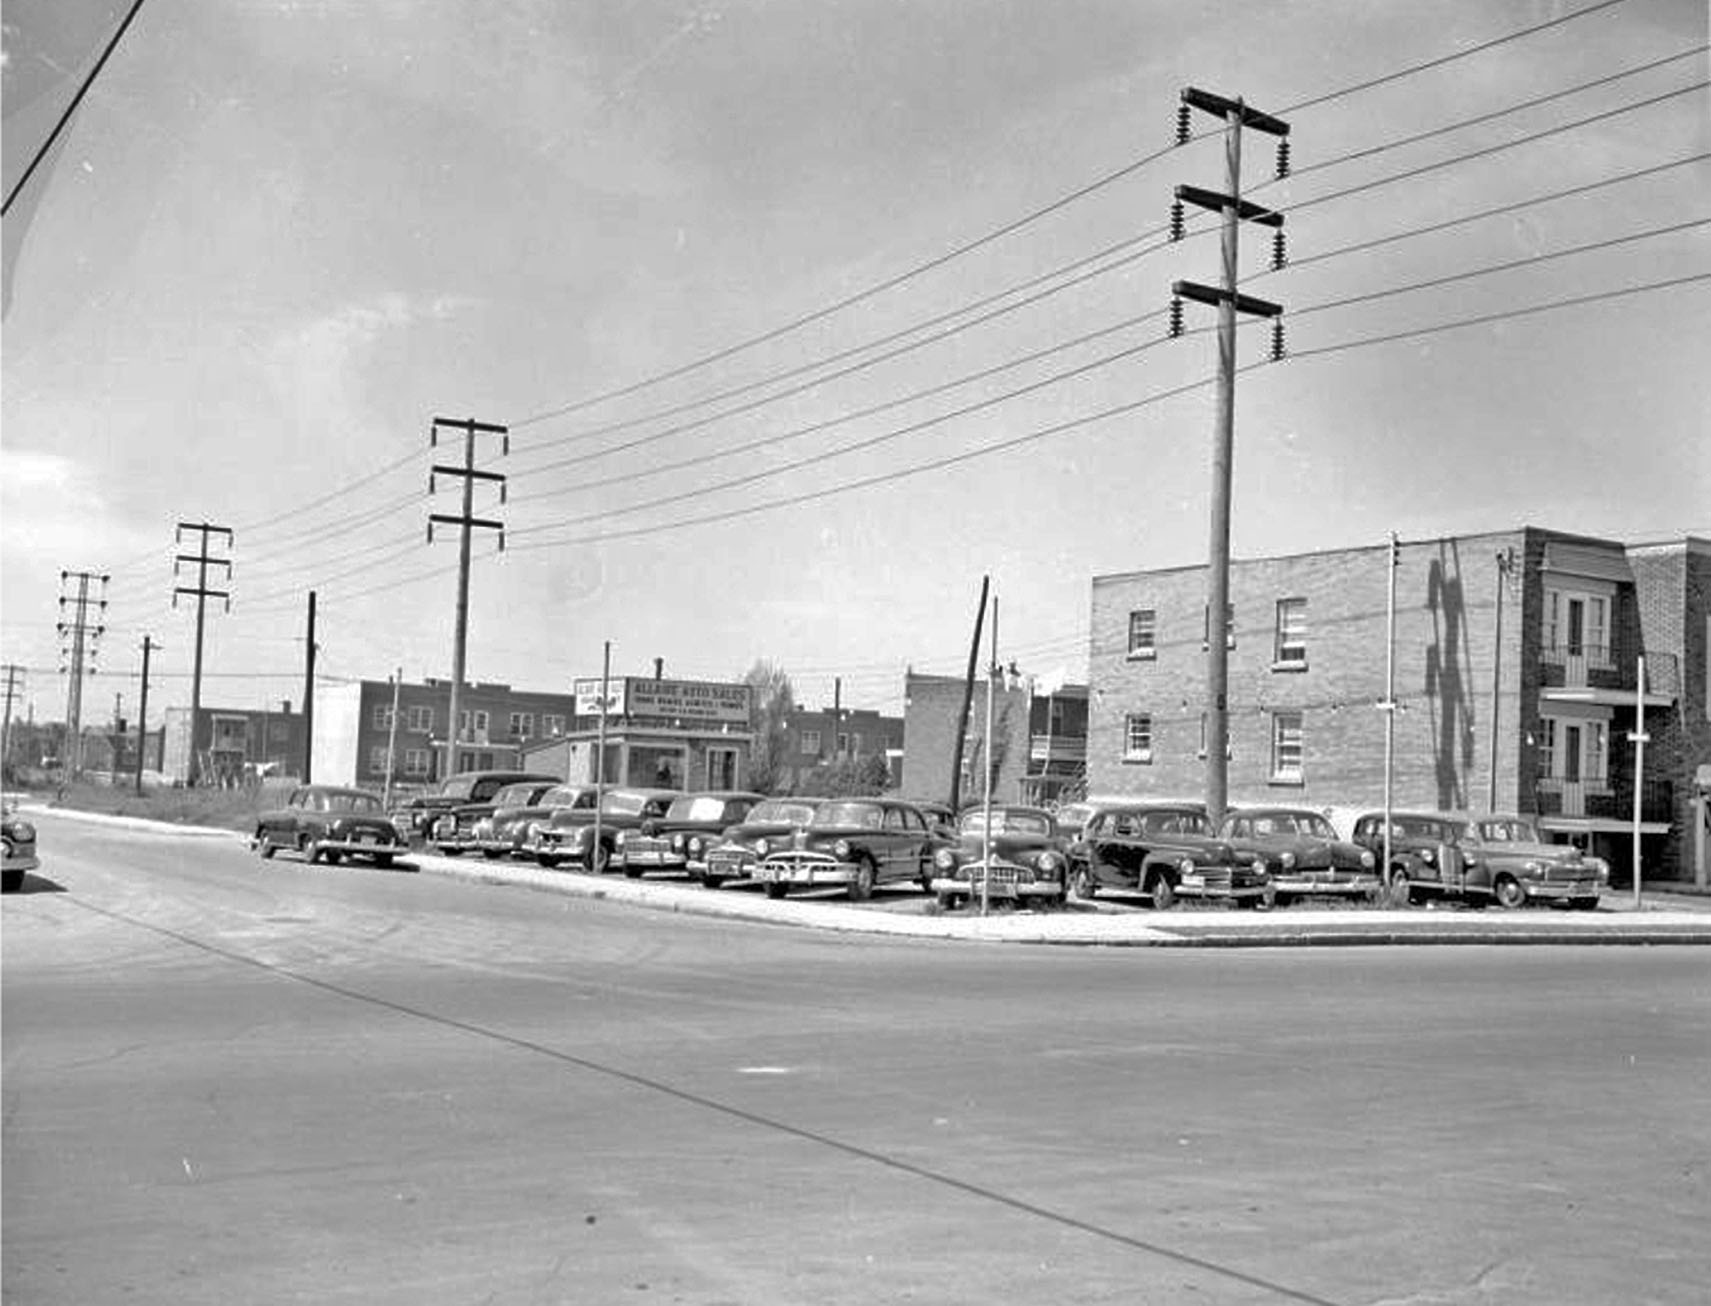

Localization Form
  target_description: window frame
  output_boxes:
[1269,710,1304,785]
[1122,712,1153,764]
[1126,608,1157,661]
[1273,597,1308,670]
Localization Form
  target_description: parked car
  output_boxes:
[700,797,826,889]
[254,784,405,867]
[1067,802,1271,908]
[1350,810,1607,909]
[616,791,763,879]
[914,801,960,840]
[929,804,1069,909]
[468,781,564,859]
[3,811,39,892]
[435,778,557,857]
[752,797,940,901]
[523,787,678,872]
[1217,806,1380,903]
[394,770,558,843]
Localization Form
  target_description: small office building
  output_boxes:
[521,676,753,792]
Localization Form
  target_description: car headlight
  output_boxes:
[1037,851,1062,873]
[1179,857,1195,874]
[833,839,852,861]
[755,838,770,857]
[1280,850,1297,869]
[1421,848,1435,865]
[1359,849,1375,869]
[1523,860,1543,874]
[671,833,686,851]
[615,831,628,847]
[687,836,703,855]
[934,847,957,870]
[10,821,34,841]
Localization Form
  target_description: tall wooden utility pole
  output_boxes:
[57,569,110,779]
[428,416,508,779]
[1488,548,1516,812]
[948,575,990,813]
[1,663,24,782]
[302,591,317,781]
[135,636,154,794]
[1170,86,1290,827]
[173,523,233,786]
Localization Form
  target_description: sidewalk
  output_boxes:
[19,803,1711,947]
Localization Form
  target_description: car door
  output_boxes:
[877,805,912,883]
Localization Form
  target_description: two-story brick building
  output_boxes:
[899,670,1089,809]
[162,702,306,785]
[1088,528,1708,883]
[778,704,905,792]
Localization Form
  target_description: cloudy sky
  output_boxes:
[2,0,1707,729]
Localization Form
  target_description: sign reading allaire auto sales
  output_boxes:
[573,677,750,724]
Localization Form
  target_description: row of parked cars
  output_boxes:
[250,768,1610,912]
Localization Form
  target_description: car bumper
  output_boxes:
[321,837,402,856]
[929,874,1063,900]
[620,850,689,872]
[754,857,856,887]
[3,853,39,875]
[1176,870,1272,901]
[1272,873,1381,896]
[1521,879,1604,901]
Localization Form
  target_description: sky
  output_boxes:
[2,0,1707,733]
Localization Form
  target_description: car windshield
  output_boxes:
[493,784,542,807]
[541,786,592,808]
[440,777,479,800]
[317,791,381,814]
[749,800,819,825]
[1477,818,1541,843]
[1143,810,1208,836]
[815,802,884,830]
[666,796,734,822]
[600,792,652,817]
[959,809,1052,837]
[1054,803,1094,832]
[1394,817,1450,840]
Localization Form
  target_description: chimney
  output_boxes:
[653,657,664,680]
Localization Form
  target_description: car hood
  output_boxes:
[956,831,1058,856]
[1481,841,1582,862]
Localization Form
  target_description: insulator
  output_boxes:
[1272,228,1287,271]
[1175,103,1191,146]
[1270,318,1286,362]
[1169,200,1185,242]
[1275,139,1291,179]
[1168,297,1185,339]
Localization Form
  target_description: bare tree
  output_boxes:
[742,660,795,794]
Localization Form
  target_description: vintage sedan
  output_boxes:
[752,797,939,901]
[468,781,567,859]
[1217,806,1380,903]
[394,769,558,843]
[616,791,763,879]
[3,811,39,892]
[438,779,558,857]
[1350,810,1606,909]
[1068,802,1271,908]
[929,805,1068,909]
[699,797,825,889]
[254,785,405,867]
[523,787,677,872]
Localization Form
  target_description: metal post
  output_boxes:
[594,641,611,871]
[981,597,998,917]
[383,669,402,808]
[1383,535,1398,889]
[1631,656,1648,909]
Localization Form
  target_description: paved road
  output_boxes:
[5,810,1709,1305]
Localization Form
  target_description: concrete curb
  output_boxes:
[24,803,1711,947]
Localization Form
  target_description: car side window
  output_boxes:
[882,807,905,831]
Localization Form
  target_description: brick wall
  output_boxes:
[901,671,1029,806]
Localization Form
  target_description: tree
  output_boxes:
[796,753,891,798]
[742,660,795,794]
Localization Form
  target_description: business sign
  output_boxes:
[626,678,751,724]
[573,678,627,718]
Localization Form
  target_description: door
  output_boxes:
[1560,724,1585,816]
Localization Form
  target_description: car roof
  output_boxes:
[299,784,381,799]
[674,790,765,802]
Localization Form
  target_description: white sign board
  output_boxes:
[573,678,627,717]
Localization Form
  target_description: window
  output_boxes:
[458,710,491,742]
[368,746,392,776]
[1270,711,1304,783]
[408,705,433,733]
[1127,609,1156,659]
[1537,718,1556,776]
[509,712,534,740]
[1274,598,1308,668]
[372,704,394,730]
[404,749,430,777]
[1544,585,1612,664]
[1203,602,1235,650]
[542,714,566,737]
[1123,713,1153,763]
[801,730,821,755]
[837,732,850,754]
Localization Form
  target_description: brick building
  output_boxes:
[163,702,306,785]
[900,670,1088,809]
[778,703,905,792]
[1088,528,1709,883]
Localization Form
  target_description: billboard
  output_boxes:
[571,677,750,725]
[573,678,627,717]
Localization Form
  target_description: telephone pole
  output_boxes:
[1169,86,1291,827]
[57,569,110,778]
[1,663,23,782]
[428,416,508,778]
[302,591,317,781]
[135,635,155,794]
[174,522,233,787]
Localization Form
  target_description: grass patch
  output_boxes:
[35,779,275,834]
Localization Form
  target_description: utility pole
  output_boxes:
[593,640,612,870]
[383,668,402,808]
[135,636,154,794]
[57,569,110,779]
[981,595,1000,917]
[949,575,990,812]
[173,522,233,787]
[1488,548,1516,812]
[428,416,508,778]
[832,676,843,760]
[1382,535,1399,892]
[302,590,317,781]
[1630,656,1649,909]
[1169,86,1290,828]
[1,663,23,783]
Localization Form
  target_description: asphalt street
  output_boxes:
[4,809,1710,1305]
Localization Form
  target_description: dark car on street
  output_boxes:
[616,791,763,879]
[1217,806,1380,904]
[928,804,1069,910]
[1067,802,1271,908]
[435,778,558,857]
[254,784,405,867]
[523,787,678,872]
[1350,810,1607,909]
[467,780,564,859]
[752,797,940,901]
[3,810,39,892]
[699,797,825,889]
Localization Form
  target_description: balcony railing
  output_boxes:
[1539,637,1679,697]
[1535,778,1674,824]
[1029,734,1087,765]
